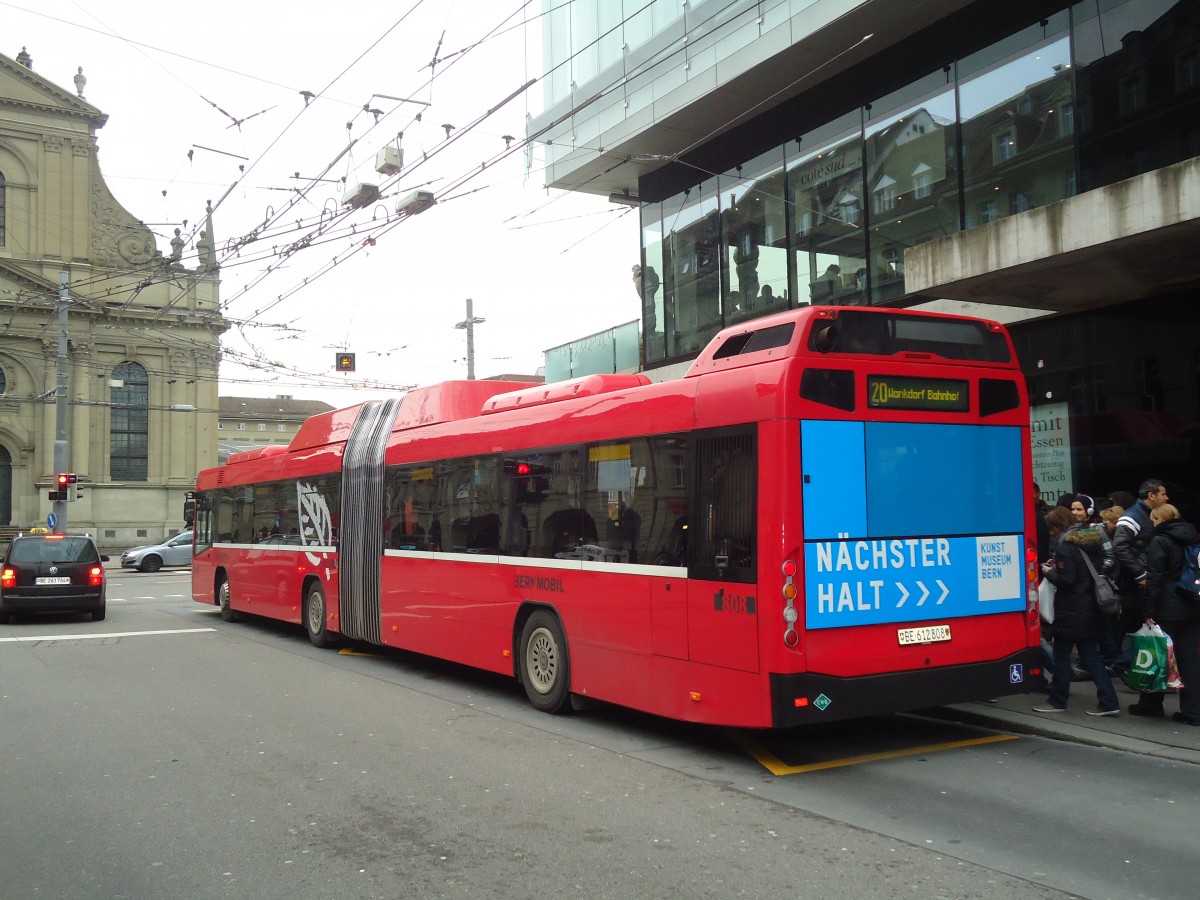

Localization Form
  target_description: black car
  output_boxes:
[0,532,109,623]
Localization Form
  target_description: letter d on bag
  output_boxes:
[1134,648,1155,671]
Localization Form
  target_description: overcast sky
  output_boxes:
[2,0,641,408]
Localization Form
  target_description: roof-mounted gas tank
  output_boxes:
[483,374,652,414]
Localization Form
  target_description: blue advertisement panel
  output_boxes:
[803,534,1025,629]
[802,421,1024,541]
[800,420,867,539]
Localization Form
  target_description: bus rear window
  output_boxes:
[808,311,1011,362]
[800,369,855,412]
[713,323,795,359]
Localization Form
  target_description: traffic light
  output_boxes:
[335,353,356,372]
[55,473,79,501]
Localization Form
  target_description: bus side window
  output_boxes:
[543,509,597,557]
[653,515,688,566]
[468,514,500,552]
[693,430,757,579]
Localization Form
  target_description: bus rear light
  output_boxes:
[88,566,104,587]
[781,558,799,646]
[689,692,702,703]
[794,697,809,708]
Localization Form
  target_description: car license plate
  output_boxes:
[36,576,71,585]
[898,624,951,645]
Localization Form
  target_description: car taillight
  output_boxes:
[89,566,104,587]
[1,567,15,589]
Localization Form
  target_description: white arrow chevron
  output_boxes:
[936,580,949,604]
[915,581,930,605]
[896,583,910,607]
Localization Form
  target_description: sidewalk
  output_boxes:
[932,677,1200,765]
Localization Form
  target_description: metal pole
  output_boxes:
[465,297,476,381]
[52,271,70,532]
[454,298,486,381]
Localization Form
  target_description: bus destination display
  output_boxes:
[868,375,969,411]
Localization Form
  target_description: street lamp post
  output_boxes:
[454,298,486,381]
[52,271,70,531]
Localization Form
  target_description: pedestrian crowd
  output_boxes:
[1032,478,1200,726]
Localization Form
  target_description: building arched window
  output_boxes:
[111,361,148,481]
[0,364,7,395]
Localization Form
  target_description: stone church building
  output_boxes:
[0,48,226,545]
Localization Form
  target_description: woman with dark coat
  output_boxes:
[1128,504,1200,725]
[1034,526,1121,715]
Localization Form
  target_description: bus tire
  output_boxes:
[218,577,240,623]
[519,609,571,714]
[304,583,335,649]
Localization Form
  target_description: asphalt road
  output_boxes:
[0,568,1193,899]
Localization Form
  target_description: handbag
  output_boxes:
[1078,550,1121,616]
[1037,577,1055,624]
[1122,624,1169,693]
[1163,626,1184,690]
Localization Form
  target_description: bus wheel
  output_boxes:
[218,577,240,623]
[519,610,571,714]
[304,583,335,649]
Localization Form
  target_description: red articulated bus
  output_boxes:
[193,306,1042,727]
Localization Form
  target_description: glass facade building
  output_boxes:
[633,3,1195,367]
[534,0,1200,510]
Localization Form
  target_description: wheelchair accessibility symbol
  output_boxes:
[1009,664,1024,683]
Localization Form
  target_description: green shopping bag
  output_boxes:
[1122,624,1169,693]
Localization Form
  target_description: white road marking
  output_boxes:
[0,627,217,643]
[99,595,185,601]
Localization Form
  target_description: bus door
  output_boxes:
[686,430,759,672]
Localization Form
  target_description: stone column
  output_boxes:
[42,137,64,259]
[70,141,92,262]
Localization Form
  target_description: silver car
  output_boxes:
[120,531,193,572]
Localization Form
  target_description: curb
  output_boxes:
[918,702,1200,765]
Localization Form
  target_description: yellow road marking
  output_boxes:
[730,731,1018,775]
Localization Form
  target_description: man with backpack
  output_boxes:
[1113,479,1170,634]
